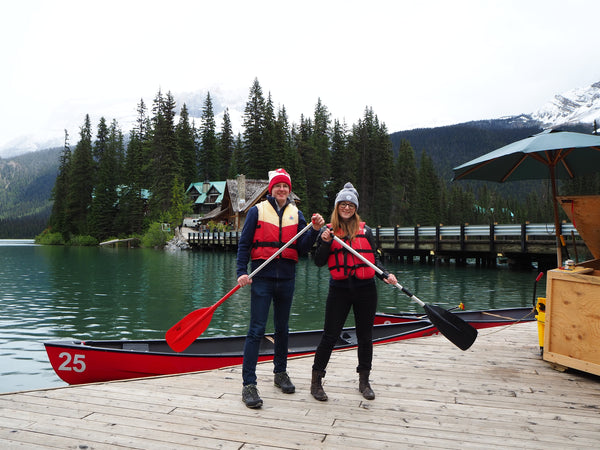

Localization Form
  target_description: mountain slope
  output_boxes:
[0,148,61,238]
[532,81,600,127]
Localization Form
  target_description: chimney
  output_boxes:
[237,174,246,210]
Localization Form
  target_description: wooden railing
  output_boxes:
[188,222,584,258]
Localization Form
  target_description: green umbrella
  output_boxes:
[452,129,600,266]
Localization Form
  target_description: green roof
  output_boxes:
[186,181,226,205]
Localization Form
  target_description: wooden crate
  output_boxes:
[543,267,600,375]
[557,195,600,260]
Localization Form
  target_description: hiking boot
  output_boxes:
[359,371,375,400]
[242,384,263,408]
[274,371,295,394]
[311,370,328,401]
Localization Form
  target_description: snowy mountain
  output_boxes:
[0,89,246,159]
[531,81,600,128]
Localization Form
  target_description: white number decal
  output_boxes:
[57,352,86,372]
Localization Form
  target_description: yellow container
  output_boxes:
[535,297,546,355]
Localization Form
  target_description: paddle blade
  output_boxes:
[166,306,216,352]
[166,284,242,352]
[424,304,478,350]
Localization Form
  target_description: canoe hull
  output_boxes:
[374,306,535,328]
[45,321,436,385]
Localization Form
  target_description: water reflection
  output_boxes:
[0,241,544,393]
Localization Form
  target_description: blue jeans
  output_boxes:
[242,277,295,386]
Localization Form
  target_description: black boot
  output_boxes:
[311,370,328,401]
[359,371,375,400]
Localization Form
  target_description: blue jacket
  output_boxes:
[236,196,320,280]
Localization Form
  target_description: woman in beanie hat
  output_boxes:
[236,168,325,408]
[310,182,398,402]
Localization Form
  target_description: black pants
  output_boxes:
[312,281,378,374]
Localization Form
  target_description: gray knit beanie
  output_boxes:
[334,182,359,210]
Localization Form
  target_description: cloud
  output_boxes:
[1,0,599,152]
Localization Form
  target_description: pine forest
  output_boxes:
[43,78,600,244]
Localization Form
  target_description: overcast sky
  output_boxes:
[1,0,599,151]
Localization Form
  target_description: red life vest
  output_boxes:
[327,222,376,280]
[250,200,299,262]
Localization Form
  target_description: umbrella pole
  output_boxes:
[551,169,562,268]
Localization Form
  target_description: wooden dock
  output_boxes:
[99,238,139,248]
[1,322,599,449]
[187,223,587,271]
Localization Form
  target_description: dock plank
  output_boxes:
[1,322,599,449]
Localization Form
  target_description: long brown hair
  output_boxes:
[330,205,362,241]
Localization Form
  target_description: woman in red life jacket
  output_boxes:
[310,182,397,401]
[236,168,325,408]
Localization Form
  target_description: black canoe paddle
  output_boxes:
[330,234,478,350]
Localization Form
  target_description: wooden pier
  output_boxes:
[188,223,587,271]
[99,238,139,248]
[2,322,599,448]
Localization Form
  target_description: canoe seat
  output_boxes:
[337,331,358,346]
[123,343,150,352]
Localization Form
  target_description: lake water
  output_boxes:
[0,240,545,393]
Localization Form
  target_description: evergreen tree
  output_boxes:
[273,106,292,169]
[148,90,179,217]
[446,184,476,225]
[329,119,357,213]
[177,103,198,187]
[48,129,72,238]
[111,119,125,183]
[219,107,235,179]
[287,123,307,206]
[120,99,150,235]
[167,176,192,227]
[415,150,441,226]
[89,118,121,239]
[295,115,317,212]
[199,93,219,180]
[309,98,331,214]
[369,119,394,225]
[349,107,394,224]
[129,98,151,187]
[349,118,370,217]
[562,173,600,196]
[92,117,109,165]
[66,115,94,236]
[230,133,245,177]
[393,139,417,225]
[243,78,267,178]
[262,93,278,168]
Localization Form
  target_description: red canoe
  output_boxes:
[45,320,436,385]
[375,306,535,328]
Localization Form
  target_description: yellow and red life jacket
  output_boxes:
[250,200,299,262]
[327,222,376,280]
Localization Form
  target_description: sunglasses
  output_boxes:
[338,202,356,209]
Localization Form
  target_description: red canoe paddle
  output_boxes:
[166,222,314,352]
